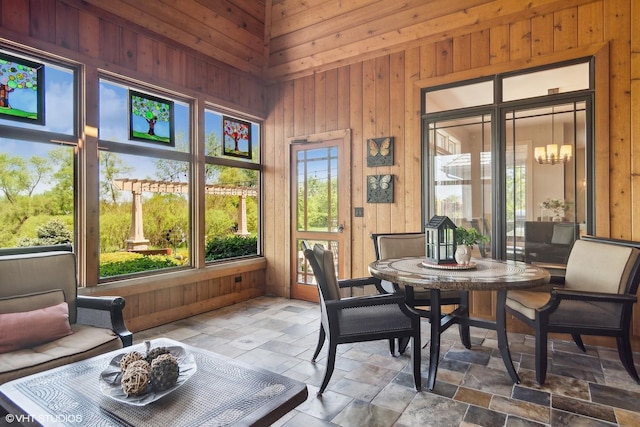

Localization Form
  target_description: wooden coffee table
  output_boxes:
[0,338,308,426]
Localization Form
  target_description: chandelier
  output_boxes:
[534,144,572,165]
[535,104,572,165]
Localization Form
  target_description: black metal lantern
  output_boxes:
[425,215,457,264]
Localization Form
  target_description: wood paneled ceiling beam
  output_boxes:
[264,0,594,82]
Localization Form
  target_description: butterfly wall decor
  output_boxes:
[366,136,394,166]
[367,174,394,203]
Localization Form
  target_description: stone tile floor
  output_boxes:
[134,296,640,427]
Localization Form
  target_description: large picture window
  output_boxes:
[203,109,259,262]
[0,49,77,251]
[98,79,192,279]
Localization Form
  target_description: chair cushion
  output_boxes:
[505,290,552,320]
[377,234,425,295]
[0,302,73,353]
[338,304,412,335]
[565,240,640,294]
[313,244,341,300]
[377,234,425,259]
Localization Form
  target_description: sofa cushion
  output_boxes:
[0,251,78,323]
[0,290,65,314]
[0,302,73,354]
[0,324,123,385]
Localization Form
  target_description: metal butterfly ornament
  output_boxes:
[366,137,394,166]
[369,137,391,157]
[367,174,394,203]
[368,174,391,189]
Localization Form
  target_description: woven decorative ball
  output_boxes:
[119,351,144,372]
[121,366,149,396]
[126,359,151,373]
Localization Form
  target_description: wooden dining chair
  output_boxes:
[506,236,640,385]
[303,243,422,394]
[371,232,471,349]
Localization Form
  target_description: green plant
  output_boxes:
[455,227,488,248]
[205,235,257,261]
[99,252,184,277]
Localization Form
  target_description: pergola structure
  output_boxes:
[112,179,257,250]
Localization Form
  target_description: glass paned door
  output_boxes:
[291,139,348,302]
[426,115,493,259]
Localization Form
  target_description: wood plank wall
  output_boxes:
[0,0,268,332]
[263,0,640,349]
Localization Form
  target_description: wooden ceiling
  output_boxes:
[79,0,578,83]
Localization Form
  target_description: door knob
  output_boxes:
[337,224,344,233]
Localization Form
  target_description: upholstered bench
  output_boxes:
[0,245,132,384]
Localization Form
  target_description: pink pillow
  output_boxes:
[0,302,73,353]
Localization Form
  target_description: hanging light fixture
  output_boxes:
[535,143,572,165]
[535,104,572,165]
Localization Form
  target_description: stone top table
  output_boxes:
[369,257,550,390]
[0,338,308,426]
[369,257,549,290]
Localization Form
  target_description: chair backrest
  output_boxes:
[550,223,577,245]
[303,244,341,301]
[372,232,425,260]
[565,238,640,295]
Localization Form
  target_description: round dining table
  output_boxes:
[368,257,550,390]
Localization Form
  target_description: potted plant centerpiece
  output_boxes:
[454,226,488,265]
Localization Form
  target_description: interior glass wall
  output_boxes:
[423,60,592,271]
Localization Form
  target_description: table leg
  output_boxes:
[458,290,471,349]
[427,289,441,391]
[496,289,520,384]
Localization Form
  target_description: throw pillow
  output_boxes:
[0,302,73,353]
